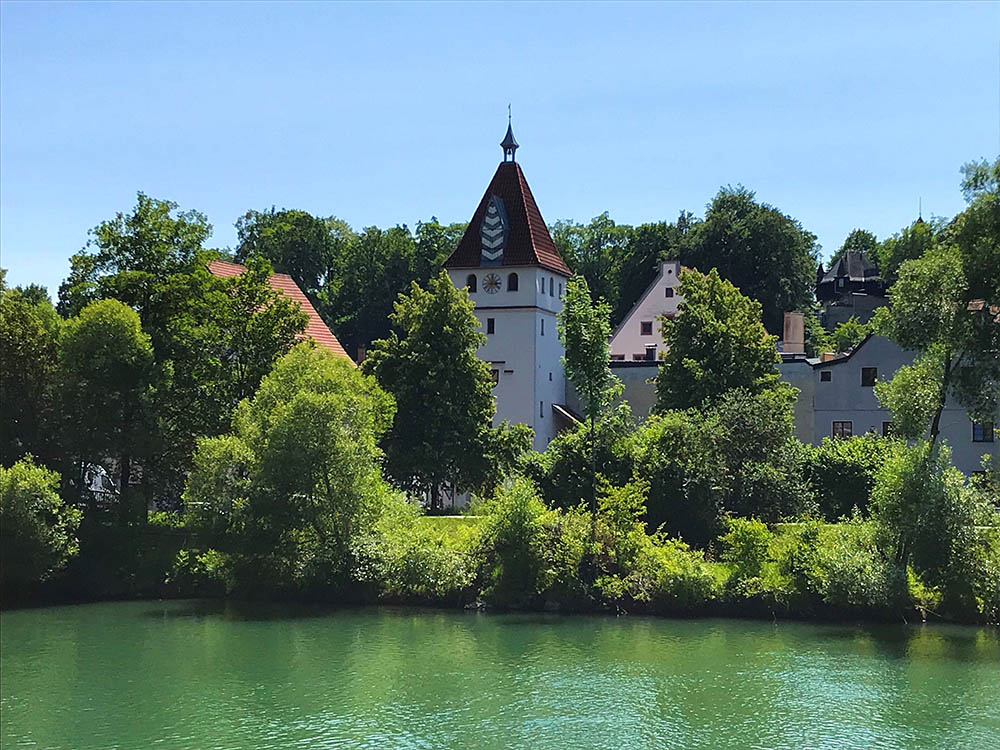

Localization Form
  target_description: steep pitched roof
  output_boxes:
[207,259,353,363]
[820,249,880,284]
[444,161,571,275]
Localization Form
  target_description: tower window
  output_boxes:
[487,318,495,334]
[540,318,545,336]
[665,287,674,298]
[549,277,554,296]
[507,272,519,292]
[640,321,653,335]
[558,282,563,297]
[466,274,477,293]
[540,401,544,418]
[549,372,552,381]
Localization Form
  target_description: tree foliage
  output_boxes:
[1,280,62,467]
[184,344,395,594]
[0,458,82,596]
[875,159,1000,445]
[363,271,519,501]
[655,269,779,412]
[680,186,819,333]
[830,228,878,267]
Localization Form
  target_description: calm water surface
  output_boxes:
[1,600,998,749]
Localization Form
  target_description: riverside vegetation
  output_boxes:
[1,159,997,624]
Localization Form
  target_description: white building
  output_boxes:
[444,124,574,451]
[609,260,683,361]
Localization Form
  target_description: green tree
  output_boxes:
[875,217,942,286]
[872,441,997,618]
[324,225,419,357]
[235,208,337,296]
[58,300,156,523]
[680,186,819,334]
[829,228,878,267]
[829,316,869,353]
[0,458,82,597]
[557,275,622,527]
[363,271,508,505]
[57,194,307,501]
[1,280,62,466]
[552,213,633,311]
[184,344,395,594]
[655,269,779,412]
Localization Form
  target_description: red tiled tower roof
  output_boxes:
[444,161,571,276]
[207,259,353,363]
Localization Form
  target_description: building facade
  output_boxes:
[609,260,683,361]
[444,126,573,451]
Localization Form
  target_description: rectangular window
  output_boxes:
[640,321,653,335]
[820,370,832,382]
[549,277,554,296]
[973,422,995,443]
[558,282,563,297]
[610,354,625,361]
[882,421,895,437]
[632,353,646,361]
[832,421,853,438]
[540,318,545,336]
[548,372,552,382]
[645,345,657,361]
[665,287,674,298]
[861,367,877,387]
[540,401,544,418]
[487,318,495,334]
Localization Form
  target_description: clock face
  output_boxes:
[483,273,502,294]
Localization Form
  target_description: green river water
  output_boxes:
[1,600,998,749]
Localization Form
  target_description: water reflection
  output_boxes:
[2,601,998,749]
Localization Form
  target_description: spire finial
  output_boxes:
[501,109,518,162]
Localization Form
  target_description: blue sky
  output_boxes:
[2,1,997,296]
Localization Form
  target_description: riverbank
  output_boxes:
[6,509,997,627]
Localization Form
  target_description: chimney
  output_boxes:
[783,312,805,354]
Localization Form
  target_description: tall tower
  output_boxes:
[445,123,572,450]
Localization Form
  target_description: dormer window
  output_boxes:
[507,272,519,292]
[466,274,477,293]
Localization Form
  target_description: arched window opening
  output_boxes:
[507,272,519,292]
[466,274,477,293]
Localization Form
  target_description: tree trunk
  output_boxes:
[927,353,953,450]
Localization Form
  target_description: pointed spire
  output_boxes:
[501,106,518,161]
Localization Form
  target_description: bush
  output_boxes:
[523,401,634,511]
[872,441,999,620]
[356,498,479,604]
[0,458,81,597]
[805,435,903,518]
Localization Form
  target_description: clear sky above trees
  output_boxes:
[2,1,996,295]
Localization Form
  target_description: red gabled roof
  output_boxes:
[444,161,571,275]
[207,259,353,363]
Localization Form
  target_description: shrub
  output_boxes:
[0,458,82,596]
[805,435,903,518]
[357,498,479,604]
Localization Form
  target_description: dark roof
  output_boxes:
[207,260,353,363]
[444,161,571,275]
[820,249,880,284]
